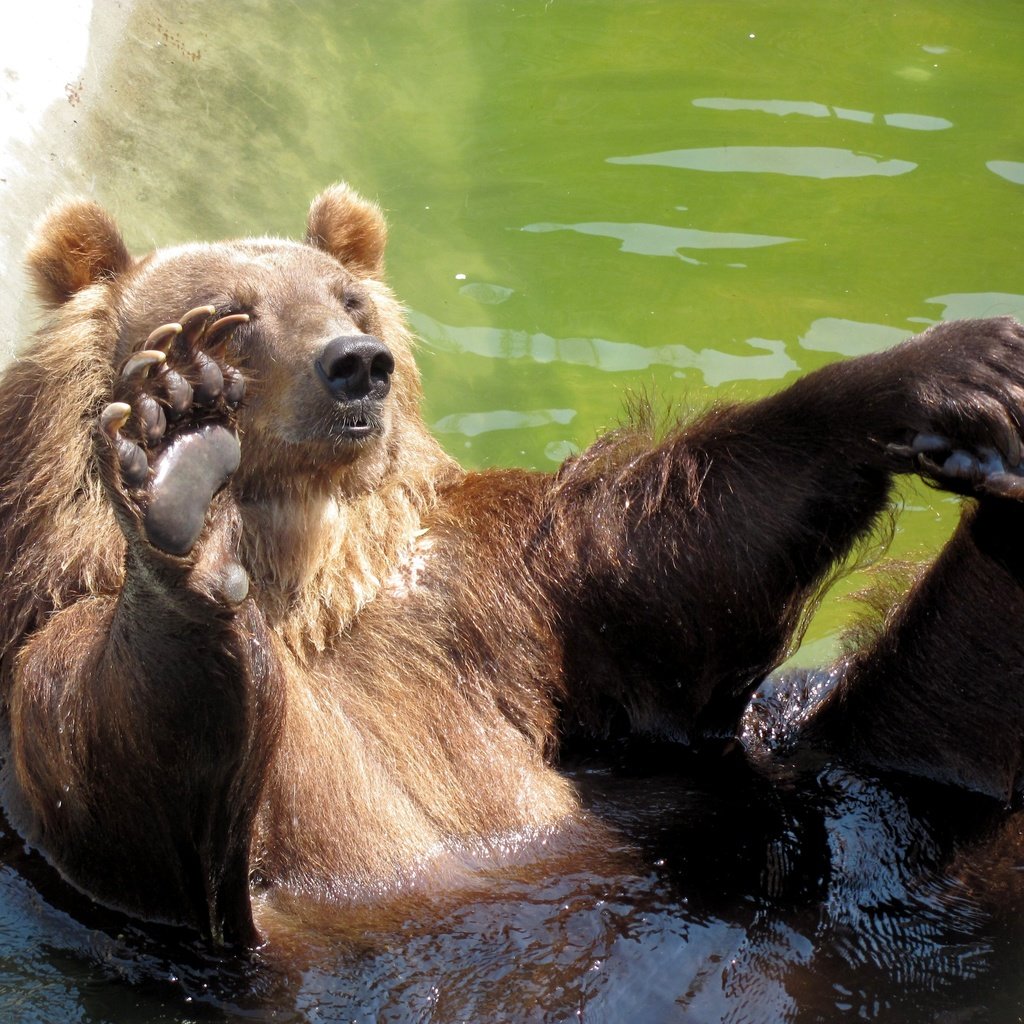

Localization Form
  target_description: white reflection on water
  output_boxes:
[409,310,798,386]
[926,291,1024,321]
[882,112,952,131]
[986,161,1024,186]
[692,97,952,132]
[608,146,917,179]
[433,407,576,437]
[799,318,910,357]
[521,220,796,264]
[794,301,1024,359]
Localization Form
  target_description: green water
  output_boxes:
[68,0,1024,657]
[5,0,1024,1020]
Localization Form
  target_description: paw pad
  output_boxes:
[99,307,248,555]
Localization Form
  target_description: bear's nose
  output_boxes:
[315,334,395,402]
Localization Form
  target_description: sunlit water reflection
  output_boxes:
[608,147,918,179]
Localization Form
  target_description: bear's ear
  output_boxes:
[306,183,387,279]
[26,199,134,306]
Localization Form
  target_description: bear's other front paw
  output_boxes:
[887,431,1024,500]
[99,306,247,557]
[879,318,1024,501]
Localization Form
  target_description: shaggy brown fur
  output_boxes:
[4,184,1024,945]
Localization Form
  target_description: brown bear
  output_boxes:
[2,183,1024,947]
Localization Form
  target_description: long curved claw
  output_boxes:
[144,322,183,352]
[100,402,132,437]
[122,350,167,379]
[100,402,149,487]
[180,305,217,328]
[180,305,217,351]
[205,313,250,355]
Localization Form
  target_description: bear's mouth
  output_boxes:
[331,401,384,442]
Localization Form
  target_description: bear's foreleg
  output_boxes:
[6,308,283,943]
[804,496,1024,802]
[542,318,1024,747]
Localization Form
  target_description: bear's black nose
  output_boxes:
[316,334,394,402]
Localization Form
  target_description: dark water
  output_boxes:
[2,757,1023,1022]
[3,1,1024,1020]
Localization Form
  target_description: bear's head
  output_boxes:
[25,184,441,498]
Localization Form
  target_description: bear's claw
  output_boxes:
[122,350,166,379]
[179,304,216,335]
[204,313,250,353]
[888,431,1024,500]
[144,322,183,350]
[99,308,249,556]
[101,401,150,489]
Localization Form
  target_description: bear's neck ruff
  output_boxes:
[235,474,437,657]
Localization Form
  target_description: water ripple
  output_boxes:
[693,97,952,132]
[926,291,1024,321]
[432,408,576,437]
[522,220,796,263]
[799,318,910,357]
[987,160,1024,185]
[409,310,798,385]
[608,146,917,179]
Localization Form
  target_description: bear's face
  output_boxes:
[26,185,425,496]
[110,239,418,492]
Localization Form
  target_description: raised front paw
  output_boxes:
[881,317,1024,500]
[892,432,1024,500]
[99,306,247,556]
